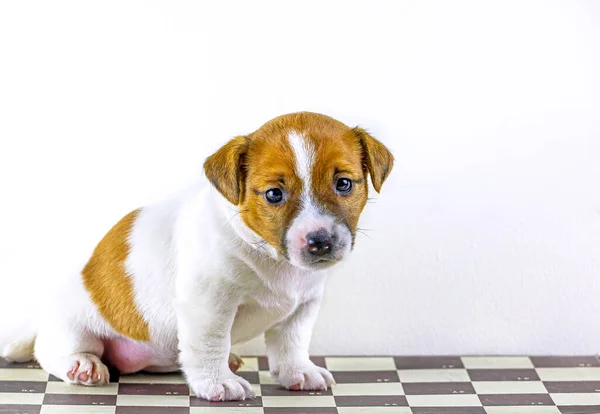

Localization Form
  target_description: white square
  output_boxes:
[116,394,191,407]
[406,394,482,407]
[0,392,44,404]
[550,392,600,405]
[236,357,259,372]
[472,380,547,394]
[45,381,119,395]
[0,368,49,381]
[261,395,336,407]
[397,369,470,383]
[536,367,600,381]
[337,408,412,413]
[258,371,277,384]
[484,407,561,414]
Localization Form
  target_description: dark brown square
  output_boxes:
[402,381,475,395]
[394,356,464,370]
[0,358,40,369]
[330,370,399,384]
[258,356,270,371]
[238,370,260,384]
[42,393,117,405]
[117,383,190,395]
[0,405,41,414]
[468,369,539,381]
[256,356,326,371]
[559,406,600,414]
[531,356,600,368]
[411,409,486,414]
[479,393,554,406]
[0,381,46,393]
[189,395,262,407]
[261,384,332,396]
[310,356,327,368]
[544,381,600,393]
[334,395,408,407]
[108,365,121,382]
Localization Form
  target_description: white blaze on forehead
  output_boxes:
[288,131,320,226]
[288,130,315,202]
[285,130,352,268]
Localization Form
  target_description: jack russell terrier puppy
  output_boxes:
[1,112,393,401]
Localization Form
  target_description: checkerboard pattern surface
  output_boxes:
[1,356,599,414]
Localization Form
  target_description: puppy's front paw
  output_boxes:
[272,361,336,391]
[189,373,254,401]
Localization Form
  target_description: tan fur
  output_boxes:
[82,210,150,341]
[204,136,249,205]
[203,112,394,254]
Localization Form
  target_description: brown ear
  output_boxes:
[203,136,249,205]
[352,127,394,193]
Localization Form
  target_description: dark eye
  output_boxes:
[335,178,353,194]
[265,188,284,204]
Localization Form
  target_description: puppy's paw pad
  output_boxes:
[65,353,109,386]
[228,352,244,372]
[191,374,254,401]
[273,362,335,391]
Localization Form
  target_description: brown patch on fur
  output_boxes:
[82,210,150,341]
[352,127,395,193]
[203,112,394,254]
[241,126,302,252]
[204,136,250,205]
[310,127,369,237]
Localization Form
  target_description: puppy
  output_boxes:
[1,112,393,401]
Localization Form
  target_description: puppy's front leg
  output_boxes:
[176,286,253,401]
[265,298,335,391]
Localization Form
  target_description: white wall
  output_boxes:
[1,1,599,355]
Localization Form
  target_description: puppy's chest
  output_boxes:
[230,284,311,344]
[245,287,301,318]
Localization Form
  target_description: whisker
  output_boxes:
[250,240,270,252]
[356,230,371,239]
[227,208,249,224]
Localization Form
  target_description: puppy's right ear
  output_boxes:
[203,136,249,205]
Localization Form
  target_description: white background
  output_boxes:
[1,1,599,355]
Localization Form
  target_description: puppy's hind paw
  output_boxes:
[65,353,110,386]
[228,352,244,372]
[272,361,335,391]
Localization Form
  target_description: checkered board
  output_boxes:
[1,356,600,414]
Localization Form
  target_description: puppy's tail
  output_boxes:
[0,319,37,362]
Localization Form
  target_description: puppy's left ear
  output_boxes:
[203,136,249,205]
[352,127,394,193]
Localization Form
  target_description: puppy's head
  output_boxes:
[204,112,394,271]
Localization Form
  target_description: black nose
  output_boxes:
[306,229,332,256]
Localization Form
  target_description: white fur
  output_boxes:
[286,131,352,269]
[1,172,335,400]
[0,129,359,400]
[288,131,315,189]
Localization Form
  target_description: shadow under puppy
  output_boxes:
[1,111,394,401]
